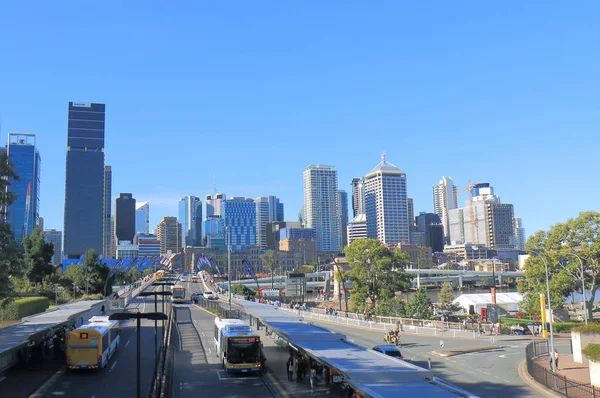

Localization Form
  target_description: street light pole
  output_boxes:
[227,226,232,312]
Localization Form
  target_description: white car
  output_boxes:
[204,291,218,300]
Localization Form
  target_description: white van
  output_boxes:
[204,291,217,300]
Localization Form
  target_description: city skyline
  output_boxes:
[2,3,598,241]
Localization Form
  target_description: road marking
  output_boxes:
[208,348,212,354]
[201,331,205,337]
[28,368,66,398]
[467,370,476,374]
[110,361,117,370]
[482,372,491,376]
[504,380,511,383]
[499,354,506,358]
[125,339,131,347]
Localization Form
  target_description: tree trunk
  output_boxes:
[587,286,597,320]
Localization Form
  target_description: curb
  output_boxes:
[517,360,563,398]
[432,345,505,357]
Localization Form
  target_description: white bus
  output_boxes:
[66,316,120,370]
[213,318,262,373]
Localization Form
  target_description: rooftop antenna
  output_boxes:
[381,151,387,165]
[213,174,217,196]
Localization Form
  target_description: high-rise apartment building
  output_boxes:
[157,217,182,255]
[102,166,112,259]
[303,165,341,253]
[6,133,40,241]
[364,154,409,245]
[347,214,367,245]
[115,193,136,243]
[64,102,105,258]
[448,183,515,250]
[350,178,365,217]
[43,229,63,266]
[206,193,226,217]
[337,190,349,247]
[433,177,458,239]
[179,196,202,247]
[135,202,150,234]
[513,217,526,250]
[255,196,283,249]
[222,197,256,251]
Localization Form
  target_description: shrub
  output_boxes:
[572,324,600,334]
[554,322,585,333]
[500,317,534,325]
[2,297,50,320]
[69,294,104,302]
[582,344,600,361]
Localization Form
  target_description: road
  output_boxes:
[304,316,571,398]
[171,278,274,398]
[35,284,168,398]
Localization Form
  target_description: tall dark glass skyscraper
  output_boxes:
[6,133,41,241]
[63,102,105,259]
[115,193,136,243]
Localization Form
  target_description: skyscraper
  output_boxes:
[115,193,136,243]
[103,165,112,259]
[513,217,526,251]
[303,165,341,253]
[415,212,444,253]
[337,190,349,247]
[6,133,40,241]
[363,154,409,245]
[179,196,202,247]
[64,102,105,258]
[43,229,63,266]
[157,216,182,254]
[222,197,256,251]
[255,196,283,249]
[135,201,150,234]
[350,178,365,217]
[206,193,226,217]
[433,177,458,239]
[407,198,415,227]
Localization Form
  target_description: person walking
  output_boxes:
[287,358,294,381]
[550,349,560,371]
[310,366,318,393]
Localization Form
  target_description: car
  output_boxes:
[372,345,404,360]
[191,293,203,304]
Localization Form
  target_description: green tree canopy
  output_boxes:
[436,282,460,316]
[344,238,412,311]
[260,250,279,274]
[0,154,21,298]
[520,211,600,318]
[61,249,111,296]
[23,228,55,284]
[406,287,434,319]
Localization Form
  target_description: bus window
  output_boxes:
[227,337,261,364]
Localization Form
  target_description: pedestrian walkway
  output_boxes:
[534,353,591,384]
[255,325,332,397]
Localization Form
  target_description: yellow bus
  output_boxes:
[171,286,186,303]
[66,316,120,370]
[155,270,165,280]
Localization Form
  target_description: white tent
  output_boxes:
[453,292,523,314]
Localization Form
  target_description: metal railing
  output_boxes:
[525,340,599,398]
[149,304,175,398]
[195,298,241,319]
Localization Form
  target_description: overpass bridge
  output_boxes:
[226,269,525,291]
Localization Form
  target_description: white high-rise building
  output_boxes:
[513,217,526,250]
[135,202,150,234]
[206,193,226,217]
[433,176,458,238]
[303,165,341,252]
[363,154,409,245]
[255,196,283,249]
[347,214,367,245]
[350,178,365,217]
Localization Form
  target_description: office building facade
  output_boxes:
[337,190,348,247]
[116,241,138,259]
[222,197,256,251]
[350,178,365,218]
[179,196,202,247]
[255,196,283,249]
[64,102,105,258]
[6,133,40,241]
[415,212,444,253]
[433,176,458,239]
[103,166,112,259]
[135,233,161,257]
[157,216,182,255]
[206,193,226,217]
[513,217,526,251]
[278,227,317,264]
[364,154,410,245]
[135,202,150,234]
[347,214,367,245]
[43,229,63,266]
[115,193,136,243]
[203,216,224,249]
[303,165,341,253]
[266,221,302,251]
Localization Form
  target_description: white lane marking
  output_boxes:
[110,361,117,370]
[208,348,212,354]
[125,339,131,347]
[482,372,491,376]
[503,380,511,383]
[201,331,205,337]
[467,370,476,374]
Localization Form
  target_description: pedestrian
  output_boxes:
[101,305,105,315]
[550,349,560,370]
[287,358,294,381]
[310,366,317,393]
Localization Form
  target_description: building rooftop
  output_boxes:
[365,153,405,178]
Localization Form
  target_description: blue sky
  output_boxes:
[1,1,599,236]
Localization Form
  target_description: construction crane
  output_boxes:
[23,182,31,240]
[456,182,478,244]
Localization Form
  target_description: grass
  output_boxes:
[582,344,600,361]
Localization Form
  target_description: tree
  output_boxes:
[0,153,21,298]
[344,238,412,311]
[406,287,434,319]
[298,264,315,274]
[521,211,600,319]
[260,250,279,274]
[0,153,18,219]
[23,228,55,284]
[373,298,406,317]
[436,282,460,316]
[231,284,253,295]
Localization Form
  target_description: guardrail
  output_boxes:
[149,303,175,398]
[525,340,597,397]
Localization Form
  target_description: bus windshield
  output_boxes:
[173,288,185,299]
[227,338,260,364]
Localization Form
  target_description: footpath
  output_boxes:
[534,353,591,384]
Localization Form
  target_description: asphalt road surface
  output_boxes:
[171,279,275,398]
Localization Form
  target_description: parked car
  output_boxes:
[372,345,404,360]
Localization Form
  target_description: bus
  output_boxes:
[155,270,165,280]
[66,316,120,370]
[214,318,262,373]
[171,285,186,303]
